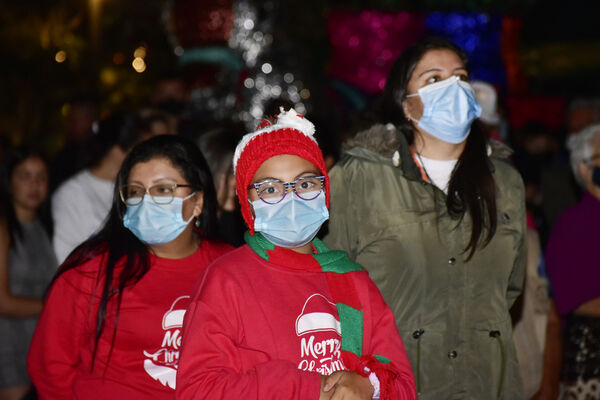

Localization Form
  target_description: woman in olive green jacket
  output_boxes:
[324,37,526,400]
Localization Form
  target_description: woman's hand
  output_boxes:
[320,371,374,400]
[319,374,336,400]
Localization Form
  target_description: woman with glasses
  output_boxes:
[27,135,233,399]
[176,108,416,400]
[324,36,526,400]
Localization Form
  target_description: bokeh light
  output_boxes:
[132,57,146,73]
[55,50,67,63]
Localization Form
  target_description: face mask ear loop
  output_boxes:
[182,191,198,224]
[182,191,197,201]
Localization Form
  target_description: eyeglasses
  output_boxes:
[248,175,325,205]
[119,182,195,206]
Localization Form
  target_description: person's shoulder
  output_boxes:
[53,253,106,294]
[209,244,253,265]
[488,140,517,171]
[200,238,236,261]
[205,245,259,274]
[197,245,256,289]
[52,170,91,200]
[551,197,589,232]
[491,158,522,183]
[336,124,400,168]
[488,142,523,190]
[344,124,400,156]
[342,268,384,301]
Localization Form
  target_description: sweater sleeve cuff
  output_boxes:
[364,367,380,400]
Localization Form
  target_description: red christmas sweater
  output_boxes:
[176,236,416,399]
[27,239,232,400]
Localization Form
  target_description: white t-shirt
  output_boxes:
[415,155,458,194]
[52,169,114,264]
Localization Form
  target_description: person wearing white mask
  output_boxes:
[28,135,233,399]
[324,36,527,400]
[471,80,509,143]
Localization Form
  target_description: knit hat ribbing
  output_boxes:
[233,108,329,234]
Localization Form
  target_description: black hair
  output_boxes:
[1,146,52,246]
[53,134,218,368]
[379,36,497,261]
[85,112,150,168]
[196,123,244,180]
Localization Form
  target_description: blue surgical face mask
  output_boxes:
[251,191,329,248]
[123,194,195,245]
[406,76,482,144]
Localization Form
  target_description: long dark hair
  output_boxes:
[379,36,497,261]
[54,134,218,368]
[1,146,52,246]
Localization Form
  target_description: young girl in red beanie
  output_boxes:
[176,108,416,400]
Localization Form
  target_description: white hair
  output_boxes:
[567,122,600,187]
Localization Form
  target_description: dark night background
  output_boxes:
[1,0,599,153]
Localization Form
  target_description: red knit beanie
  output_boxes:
[233,108,329,234]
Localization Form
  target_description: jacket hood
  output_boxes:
[343,123,400,159]
[343,123,514,167]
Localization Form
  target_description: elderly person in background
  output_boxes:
[537,123,600,399]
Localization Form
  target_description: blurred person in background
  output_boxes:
[196,123,245,247]
[511,209,550,399]
[28,135,232,399]
[566,98,600,135]
[148,72,190,136]
[0,147,57,400]
[471,80,506,143]
[52,112,150,264]
[150,73,189,116]
[510,124,553,399]
[0,135,10,165]
[512,122,578,246]
[50,95,99,191]
[536,123,600,399]
[140,108,178,136]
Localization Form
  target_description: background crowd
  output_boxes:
[1,0,599,399]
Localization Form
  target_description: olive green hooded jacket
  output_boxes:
[324,124,526,400]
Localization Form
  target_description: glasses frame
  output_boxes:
[119,182,195,206]
[248,175,325,205]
